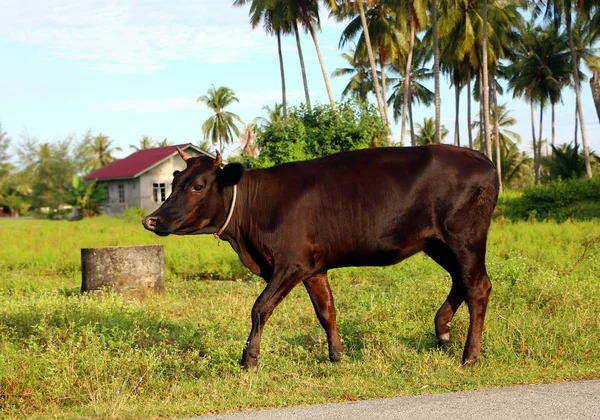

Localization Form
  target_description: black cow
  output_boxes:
[143,145,499,368]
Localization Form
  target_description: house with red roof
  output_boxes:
[85,143,212,215]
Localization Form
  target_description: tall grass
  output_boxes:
[1,217,599,418]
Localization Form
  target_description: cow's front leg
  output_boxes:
[242,267,306,370]
[304,273,343,363]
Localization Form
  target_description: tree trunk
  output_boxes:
[357,0,389,139]
[574,100,579,149]
[566,11,592,178]
[309,25,336,110]
[454,69,460,147]
[493,81,502,192]
[591,70,600,124]
[409,96,415,147]
[479,71,484,153]
[551,102,556,155]
[482,0,492,158]
[432,0,441,143]
[530,98,538,185]
[293,21,311,112]
[400,20,416,147]
[537,104,544,183]
[379,50,389,125]
[276,31,287,121]
[467,69,473,149]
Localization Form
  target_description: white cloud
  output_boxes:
[0,0,275,72]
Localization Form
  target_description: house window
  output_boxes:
[118,184,125,203]
[153,183,166,202]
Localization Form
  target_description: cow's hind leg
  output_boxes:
[303,273,343,363]
[242,267,307,370]
[424,238,466,347]
[458,250,492,366]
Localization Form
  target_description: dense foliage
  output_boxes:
[500,177,600,221]
[237,101,386,168]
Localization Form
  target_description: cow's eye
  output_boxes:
[192,184,204,192]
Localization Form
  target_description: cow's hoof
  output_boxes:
[461,357,478,367]
[241,350,259,371]
[437,338,450,347]
[436,332,450,347]
[329,351,342,364]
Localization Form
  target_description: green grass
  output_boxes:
[1,217,599,419]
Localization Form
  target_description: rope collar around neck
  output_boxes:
[214,184,237,241]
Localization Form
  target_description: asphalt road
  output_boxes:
[187,379,600,420]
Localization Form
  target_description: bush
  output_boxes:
[502,177,600,221]
[242,100,385,168]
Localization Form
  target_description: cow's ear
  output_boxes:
[217,163,244,187]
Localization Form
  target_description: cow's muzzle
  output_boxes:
[142,216,170,236]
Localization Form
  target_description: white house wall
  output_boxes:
[102,179,138,216]
[98,149,204,215]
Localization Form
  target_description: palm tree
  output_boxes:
[533,0,595,178]
[255,103,285,125]
[130,135,155,151]
[473,103,521,151]
[79,133,122,172]
[332,48,376,102]
[500,143,533,189]
[197,85,244,154]
[156,138,170,147]
[546,142,588,180]
[506,23,569,184]
[387,37,434,145]
[234,0,290,119]
[396,0,428,147]
[330,0,389,134]
[338,1,404,127]
[415,116,448,145]
[431,0,441,143]
[290,0,337,109]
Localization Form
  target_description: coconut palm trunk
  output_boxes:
[537,102,544,181]
[309,25,336,110]
[276,31,287,121]
[493,81,502,192]
[530,95,538,184]
[432,0,441,143]
[454,69,461,146]
[409,96,415,146]
[400,21,416,147]
[482,0,492,158]
[467,70,473,149]
[357,0,389,138]
[574,101,579,149]
[566,10,592,178]
[293,21,311,111]
[379,49,389,124]
[592,70,600,123]
[551,102,556,153]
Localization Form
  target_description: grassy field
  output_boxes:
[1,215,599,419]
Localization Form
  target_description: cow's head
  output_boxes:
[142,148,244,236]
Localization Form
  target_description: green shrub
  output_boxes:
[243,100,385,168]
[502,177,600,221]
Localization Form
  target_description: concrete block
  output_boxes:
[81,245,165,295]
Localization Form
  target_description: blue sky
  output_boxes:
[1,0,599,160]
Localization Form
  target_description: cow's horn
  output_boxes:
[176,146,192,161]
[214,150,222,167]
